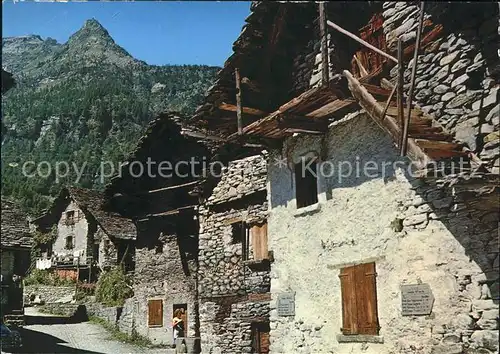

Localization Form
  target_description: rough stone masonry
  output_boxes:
[198,154,271,354]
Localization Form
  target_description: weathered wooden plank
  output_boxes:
[423,148,469,159]
[361,83,392,97]
[306,99,356,118]
[414,139,462,150]
[409,133,454,141]
[219,102,267,116]
[343,70,429,168]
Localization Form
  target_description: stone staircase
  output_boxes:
[4,310,25,327]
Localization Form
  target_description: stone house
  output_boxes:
[31,186,136,281]
[1,198,32,319]
[198,153,271,354]
[104,113,216,345]
[188,2,499,353]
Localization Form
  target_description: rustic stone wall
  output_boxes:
[267,113,498,354]
[382,1,500,173]
[198,201,269,298]
[132,233,197,345]
[85,298,136,336]
[97,229,117,270]
[207,154,267,205]
[198,154,271,354]
[24,285,75,304]
[199,294,271,354]
[290,26,337,95]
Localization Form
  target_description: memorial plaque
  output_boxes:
[401,283,434,316]
[277,292,295,316]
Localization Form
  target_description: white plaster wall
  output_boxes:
[268,114,498,354]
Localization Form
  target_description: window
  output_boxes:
[65,236,74,250]
[66,210,75,225]
[232,221,269,262]
[295,157,318,208]
[148,299,163,327]
[339,262,379,335]
[231,222,245,244]
[251,322,270,354]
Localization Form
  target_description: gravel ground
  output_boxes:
[3,308,174,354]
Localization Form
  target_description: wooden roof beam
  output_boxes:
[343,70,429,169]
[218,102,268,116]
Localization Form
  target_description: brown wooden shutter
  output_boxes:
[356,262,379,335]
[251,222,268,261]
[339,265,358,334]
[148,299,163,327]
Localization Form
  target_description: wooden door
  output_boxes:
[173,304,188,336]
[251,322,270,354]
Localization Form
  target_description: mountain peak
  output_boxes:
[82,18,107,33]
[72,18,111,39]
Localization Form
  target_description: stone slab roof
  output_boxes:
[66,187,137,240]
[32,187,137,240]
[1,198,32,249]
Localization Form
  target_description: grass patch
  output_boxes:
[88,316,154,347]
[95,267,133,307]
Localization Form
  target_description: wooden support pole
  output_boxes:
[343,70,429,168]
[319,2,330,85]
[381,83,397,122]
[397,38,405,148]
[401,1,425,156]
[327,19,398,64]
[235,68,243,135]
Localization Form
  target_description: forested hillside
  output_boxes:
[1,19,219,215]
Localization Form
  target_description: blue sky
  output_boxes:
[2,1,251,66]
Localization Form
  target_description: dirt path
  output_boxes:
[6,308,173,354]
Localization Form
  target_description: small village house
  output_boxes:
[187,1,499,353]
[0,198,32,324]
[103,114,213,346]
[30,186,136,282]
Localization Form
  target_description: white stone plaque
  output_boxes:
[277,292,295,316]
[401,283,434,316]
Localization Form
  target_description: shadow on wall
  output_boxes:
[427,2,500,82]
[425,2,500,152]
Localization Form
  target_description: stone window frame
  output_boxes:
[65,235,74,250]
[292,151,321,213]
[64,210,76,226]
